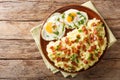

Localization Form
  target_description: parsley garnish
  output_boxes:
[57,18,60,21]
[62,13,65,19]
[71,54,77,61]
[53,31,59,35]
[77,12,81,15]
[78,29,82,32]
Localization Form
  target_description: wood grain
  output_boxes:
[0,39,119,60]
[0,0,120,20]
[0,59,119,80]
[0,20,119,40]
[0,21,41,39]
[0,39,41,60]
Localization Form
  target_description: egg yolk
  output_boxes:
[45,22,53,33]
[67,12,77,22]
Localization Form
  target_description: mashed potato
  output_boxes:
[46,18,107,72]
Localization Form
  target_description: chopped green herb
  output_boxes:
[88,54,93,60]
[53,31,59,35]
[78,29,82,32]
[68,25,72,28]
[81,19,84,24]
[62,26,64,31]
[62,13,65,19]
[46,35,49,37]
[73,23,78,28]
[53,36,57,39]
[63,23,65,27]
[75,38,79,43]
[68,66,75,71]
[77,12,81,15]
[57,18,60,21]
[95,52,99,57]
[75,58,79,63]
[71,54,77,61]
[78,21,81,25]
[94,49,99,57]
[57,52,61,56]
[56,45,60,50]
[84,16,86,20]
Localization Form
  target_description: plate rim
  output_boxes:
[39,4,108,73]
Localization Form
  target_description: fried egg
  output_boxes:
[42,13,66,41]
[63,9,88,29]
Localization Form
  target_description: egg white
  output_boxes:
[42,13,66,41]
[63,9,88,29]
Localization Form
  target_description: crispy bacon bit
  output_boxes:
[98,36,104,45]
[50,46,54,49]
[89,29,92,31]
[88,45,96,52]
[84,60,88,64]
[92,22,97,26]
[62,58,69,62]
[90,33,97,42]
[65,37,72,46]
[60,47,67,50]
[71,61,78,67]
[92,45,96,50]
[84,37,89,44]
[52,52,56,54]
[77,45,81,49]
[90,34,94,39]
[71,40,75,43]
[98,52,101,58]
[90,34,94,43]
[56,57,61,62]
[76,34,80,39]
[76,50,80,55]
[94,29,98,35]
[64,49,71,56]
[50,46,55,52]
[82,26,88,34]
[81,58,84,61]
[65,37,69,44]
[88,49,92,53]
[79,41,82,46]
[72,47,78,53]
[64,64,69,68]
[82,44,86,52]
[67,50,71,55]
[68,42,72,46]
[80,53,84,57]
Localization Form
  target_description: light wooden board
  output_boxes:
[0,39,119,60]
[0,0,120,20]
[0,59,119,80]
[0,20,119,39]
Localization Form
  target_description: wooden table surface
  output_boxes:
[0,0,120,80]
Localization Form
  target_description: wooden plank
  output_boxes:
[0,39,41,59]
[0,19,119,40]
[0,0,120,20]
[0,0,119,1]
[0,39,119,59]
[0,59,119,80]
[0,21,41,39]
